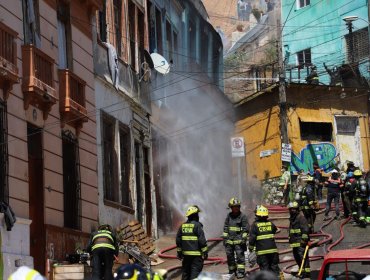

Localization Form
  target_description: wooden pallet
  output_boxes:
[116,220,155,255]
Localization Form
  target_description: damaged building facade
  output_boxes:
[147,0,234,237]
[93,0,157,237]
[0,0,100,277]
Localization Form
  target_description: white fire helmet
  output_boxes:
[8,266,46,280]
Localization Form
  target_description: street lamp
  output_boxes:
[343,16,359,64]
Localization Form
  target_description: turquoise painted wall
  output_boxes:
[282,0,369,85]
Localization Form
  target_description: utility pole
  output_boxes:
[276,19,289,145]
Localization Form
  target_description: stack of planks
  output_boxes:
[116,220,155,255]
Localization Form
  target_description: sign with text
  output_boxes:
[281,143,292,162]
[231,137,245,158]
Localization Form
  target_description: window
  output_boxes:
[345,28,369,63]
[102,112,132,207]
[113,0,122,55]
[138,9,145,68]
[57,1,72,69]
[0,102,8,203]
[173,31,178,66]
[165,20,172,62]
[98,7,107,42]
[155,8,163,53]
[299,121,332,141]
[189,20,196,59]
[297,0,310,8]
[22,0,41,47]
[128,1,137,70]
[62,130,81,230]
[296,48,311,67]
[336,117,358,135]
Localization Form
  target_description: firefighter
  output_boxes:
[279,165,291,206]
[351,170,369,228]
[299,176,316,233]
[222,197,250,278]
[176,205,208,280]
[312,163,323,201]
[305,65,319,85]
[114,264,164,280]
[288,202,311,279]
[248,205,281,279]
[87,224,119,280]
[8,266,46,280]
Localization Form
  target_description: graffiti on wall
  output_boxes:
[290,143,337,173]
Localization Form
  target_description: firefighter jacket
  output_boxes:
[222,212,250,245]
[176,220,208,257]
[300,183,315,210]
[87,229,118,255]
[289,212,309,248]
[352,179,369,203]
[248,218,278,256]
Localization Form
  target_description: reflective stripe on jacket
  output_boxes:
[88,229,118,254]
[248,219,278,255]
[289,212,309,248]
[176,220,208,256]
[223,212,249,243]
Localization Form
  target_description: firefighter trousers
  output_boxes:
[181,256,204,280]
[225,244,246,274]
[341,192,351,218]
[293,246,310,275]
[302,209,316,234]
[257,252,280,276]
[356,201,368,227]
[91,247,115,280]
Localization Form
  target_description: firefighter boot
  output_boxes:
[236,271,245,279]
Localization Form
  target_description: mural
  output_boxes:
[290,143,337,173]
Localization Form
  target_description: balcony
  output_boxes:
[22,45,56,120]
[59,69,88,134]
[0,22,19,100]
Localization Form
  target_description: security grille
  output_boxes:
[62,130,81,230]
[345,28,369,63]
[0,102,8,203]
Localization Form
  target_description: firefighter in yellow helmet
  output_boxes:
[248,205,282,278]
[222,198,250,278]
[300,176,317,233]
[176,205,208,280]
[288,202,310,278]
[87,224,119,280]
[351,169,368,228]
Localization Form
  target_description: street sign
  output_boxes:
[281,143,292,162]
[231,137,245,158]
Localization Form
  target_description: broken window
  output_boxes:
[298,0,310,8]
[345,28,369,63]
[102,111,132,207]
[0,102,8,203]
[296,48,311,67]
[62,130,81,230]
[57,0,73,69]
[299,121,332,141]
[22,0,41,47]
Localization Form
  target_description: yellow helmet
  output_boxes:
[228,197,241,208]
[305,176,314,182]
[255,205,269,217]
[186,205,201,217]
[354,170,362,177]
[288,201,299,209]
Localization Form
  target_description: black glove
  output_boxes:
[300,239,308,247]
[177,251,183,260]
[203,252,208,260]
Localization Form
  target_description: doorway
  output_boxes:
[27,123,45,274]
